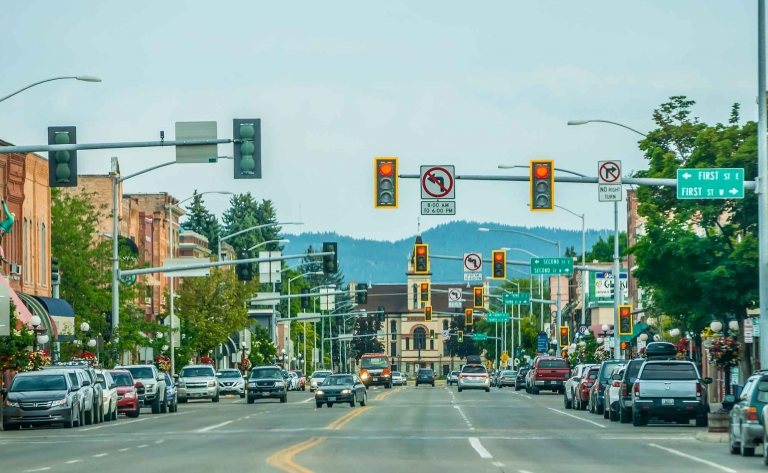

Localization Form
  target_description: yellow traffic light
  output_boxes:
[374,157,398,209]
[473,287,483,309]
[618,305,633,335]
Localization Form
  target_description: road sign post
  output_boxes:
[676,168,745,199]
[530,257,573,275]
[463,252,483,281]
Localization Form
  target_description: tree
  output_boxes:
[444,313,481,359]
[585,233,627,263]
[174,267,257,355]
[0,303,35,372]
[249,325,277,366]
[350,315,384,360]
[564,246,577,258]
[182,190,222,254]
[221,193,263,253]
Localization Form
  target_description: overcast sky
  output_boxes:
[0,1,758,241]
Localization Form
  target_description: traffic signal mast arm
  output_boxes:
[0,138,233,154]
[429,253,611,273]
[252,288,366,303]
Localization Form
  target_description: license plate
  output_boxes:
[545,381,552,385]
[662,398,674,405]
[192,393,201,397]
[328,397,336,402]
[373,378,378,381]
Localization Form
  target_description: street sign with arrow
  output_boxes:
[676,168,744,200]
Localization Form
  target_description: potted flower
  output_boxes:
[201,356,214,365]
[154,355,171,372]
[706,336,741,432]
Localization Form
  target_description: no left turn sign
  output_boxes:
[421,165,455,199]
[598,160,622,184]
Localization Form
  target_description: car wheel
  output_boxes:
[127,406,140,418]
[302,386,306,392]
[696,414,708,428]
[386,383,392,389]
[485,387,490,393]
[100,403,105,423]
[350,394,356,408]
[160,396,168,413]
[151,396,161,414]
[458,387,463,393]
[3,423,20,430]
[515,385,520,391]
[729,426,741,454]
[280,394,287,403]
[632,411,647,427]
[64,408,75,428]
[620,407,631,424]
[360,392,367,407]
[316,402,323,408]
[741,426,755,456]
[178,397,188,403]
[763,434,768,464]
[247,397,254,404]
[603,406,609,419]
[240,392,246,398]
[564,394,571,409]
[532,388,539,395]
[610,407,619,422]
[328,402,334,408]
[85,406,94,425]
[212,392,220,403]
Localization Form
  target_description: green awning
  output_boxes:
[620,323,650,343]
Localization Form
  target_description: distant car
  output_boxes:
[564,364,597,409]
[415,369,435,387]
[2,371,82,429]
[447,371,459,386]
[498,370,517,388]
[286,372,301,391]
[310,371,332,392]
[617,359,647,423]
[43,364,104,424]
[526,357,570,394]
[515,369,528,391]
[731,373,768,456]
[605,364,626,421]
[248,366,287,404]
[391,371,407,386]
[290,370,306,391]
[175,365,219,403]
[315,374,367,408]
[458,364,490,392]
[94,369,119,422]
[574,366,600,410]
[589,360,625,415]
[163,372,178,412]
[218,369,246,398]
[120,364,168,412]
[109,370,140,418]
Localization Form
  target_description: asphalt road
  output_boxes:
[1,387,765,473]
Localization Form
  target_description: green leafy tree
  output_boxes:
[249,325,277,366]
[0,303,35,372]
[585,233,627,263]
[350,315,384,360]
[182,190,222,254]
[445,314,481,360]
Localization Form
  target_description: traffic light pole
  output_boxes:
[613,200,622,360]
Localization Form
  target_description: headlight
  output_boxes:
[315,390,324,396]
[125,392,136,399]
[5,400,18,407]
[361,373,369,379]
[52,398,68,406]
[249,382,257,387]
[145,384,155,391]
[178,382,186,388]
[341,389,351,394]
[275,381,284,387]
[311,381,317,387]
[207,381,216,387]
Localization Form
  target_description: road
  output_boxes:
[0,387,763,473]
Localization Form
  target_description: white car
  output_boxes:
[310,371,331,392]
[564,364,597,410]
[95,369,119,422]
[457,364,490,392]
[446,371,459,386]
[391,371,407,386]
[605,364,626,421]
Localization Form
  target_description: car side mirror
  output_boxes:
[70,386,80,392]
[0,388,7,395]
[110,383,117,390]
[173,374,179,381]
[724,394,737,404]
[82,380,91,387]
[704,377,714,385]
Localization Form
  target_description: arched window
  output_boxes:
[442,320,449,331]
[414,327,427,350]
[41,224,46,286]
[390,321,397,339]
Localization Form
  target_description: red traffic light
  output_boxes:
[494,252,503,261]
[379,162,394,176]
[534,164,550,179]
[620,307,631,317]
[421,283,428,290]
[417,246,426,256]
[560,327,568,335]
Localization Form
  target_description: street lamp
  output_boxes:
[596,337,604,344]
[639,333,648,342]
[0,75,102,104]
[729,321,740,331]
[80,322,90,332]
[710,321,724,333]
[669,328,681,337]
[247,239,290,252]
[87,339,97,348]
[567,119,647,137]
[218,223,303,261]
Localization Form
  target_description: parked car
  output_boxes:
[564,364,596,409]
[121,364,168,412]
[498,370,517,388]
[392,371,407,386]
[218,369,246,398]
[175,365,219,403]
[51,368,96,425]
[290,370,306,391]
[574,366,600,410]
[310,371,332,392]
[447,371,459,386]
[416,368,435,387]
[514,368,528,391]
[588,360,625,415]
[631,359,711,427]
[605,364,626,421]
[617,358,647,423]
[163,372,178,412]
[730,373,768,456]
[526,357,570,394]
[248,366,287,403]
[458,363,490,392]
[108,369,140,418]
[1,370,82,429]
[315,374,367,408]
[286,372,301,391]
[44,363,104,424]
[94,369,119,422]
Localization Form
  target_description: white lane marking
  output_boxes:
[80,417,149,431]
[24,468,51,472]
[453,405,474,430]
[519,470,535,473]
[547,408,606,428]
[301,397,315,403]
[155,439,165,444]
[137,445,148,449]
[511,391,532,400]
[648,444,737,473]
[196,420,234,433]
[93,453,108,458]
[468,437,493,459]
[493,462,505,468]
[245,416,251,419]
[65,460,82,464]
[602,436,696,441]
[118,448,130,452]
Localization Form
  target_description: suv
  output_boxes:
[588,360,625,415]
[730,372,768,456]
[43,363,104,424]
[247,366,287,403]
[526,357,570,394]
[617,358,646,423]
[2,370,83,429]
[120,365,168,413]
[416,368,435,387]
[446,371,459,386]
[458,363,490,392]
[217,369,246,398]
[176,365,220,403]
[631,360,712,427]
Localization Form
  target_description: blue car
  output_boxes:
[163,372,178,413]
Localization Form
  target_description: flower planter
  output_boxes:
[708,412,729,433]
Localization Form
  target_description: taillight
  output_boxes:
[634,382,640,396]
[613,381,620,388]
[621,382,627,397]
[598,383,603,393]
[459,374,465,379]
[481,374,489,378]
[696,382,701,397]
[747,407,759,421]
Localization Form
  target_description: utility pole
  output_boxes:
[758,0,768,370]
[613,201,622,360]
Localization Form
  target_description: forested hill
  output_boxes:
[283,221,609,283]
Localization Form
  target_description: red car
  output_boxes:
[573,366,600,410]
[109,370,140,418]
[290,370,306,391]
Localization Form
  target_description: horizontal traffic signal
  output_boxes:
[473,287,483,309]
[424,306,433,322]
[618,305,633,335]
[465,308,474,326]
[530,159,554,212]
[414,244,429,274]
[374,157,398,208]
[492,250,506,280]
[559,326,570,348]
[420,282,430,303]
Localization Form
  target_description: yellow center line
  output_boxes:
[267,437,326,473]
[331,406,372,430]
[325,408,363,430]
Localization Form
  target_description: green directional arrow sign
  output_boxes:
[486,312,510,323]
[502,292,530,305]
[530,258,573,275]
[471,333,488,341]
[676,168,744,200]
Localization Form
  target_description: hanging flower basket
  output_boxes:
[238,358,251,373]
[72,351,97,366]
[28,349,52,371]
[154,355,171,372]
[706,336,741,369]
[594,347,611,363]
[201,356,214,365]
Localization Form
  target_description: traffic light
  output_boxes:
[465,308,474,326]
[374,157,398,208]
[322,242,338,274]
[620,341,629,351]
[236,250,253,281]
[419,282,430,303]
[414,243,429,274]
[473,287,483,309]
[377,306,385,323]
[356,283,368,304]
[424,306,433,322]
[48,126,78,187]
[429,329,435,340]
[619,305,633,335]
[561,350,567,357]
[457,331,464,343]
[530,159,554,211]
[51,257,60,285]
[300,288,310,309]
[559,326,570,348]
[492,250,506,280]
[233,119,261,179]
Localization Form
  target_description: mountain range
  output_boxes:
[282,221,611,283]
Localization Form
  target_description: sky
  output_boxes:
[0,1,758,241]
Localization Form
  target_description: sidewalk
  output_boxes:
[696,403,728,444]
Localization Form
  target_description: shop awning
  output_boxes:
[0,273,36,330]
[18,292,58,341]
[620,323,650,343]
[33,295,75,341]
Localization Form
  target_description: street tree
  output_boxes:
[182,190,222,253]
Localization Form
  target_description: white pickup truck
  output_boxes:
[631,360,712,427]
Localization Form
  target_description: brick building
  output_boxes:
[179,230,211,258]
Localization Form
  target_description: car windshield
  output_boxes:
[291,371,303,377]
[110,372,134,387]
[599,362,625,381]
[640,363,698,380]
[312,372,331,379]
[588,370,599,379]
[626,361,644,383]
[451,371,459,375]
[11,375,67,392]
[462,366,486,374]
[503,371,516,376]
[361,357,388,369]
[218,371,241,378]
[418,369,433,375]
[180,367,215,378]
[251,368,282,379]
[538,359,568,368]
[95,374,108,389]
[325,376,354,386]
[124,367,154,379]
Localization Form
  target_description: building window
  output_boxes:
[390,321,397,339]
[443,341,450,356]
[390,342,397,357]
[412,283,418,308]
[22,218,27,283]
[41,224,46,286]
[405,337,410,351]
[405,363,410,373]
[414,327,426,350]
[430,339,434,350]
[442,320,448,331]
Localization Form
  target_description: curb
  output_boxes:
[696,431,729,443]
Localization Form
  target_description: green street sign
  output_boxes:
[676,168,744,199]
[472,333,488,341]
[486,312,510,323]
[531,258,573,275]
[502,292,530,305]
